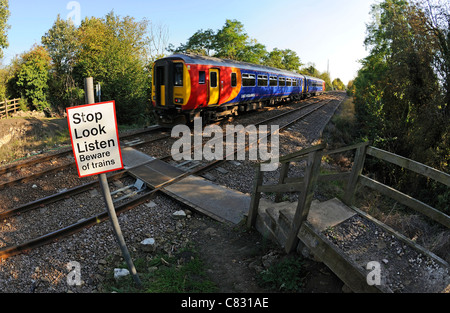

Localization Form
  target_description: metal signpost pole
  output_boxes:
[83,77,142,288]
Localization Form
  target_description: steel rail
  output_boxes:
[0,125,163,176]
[0,133,171,190]
[0,170,129,219]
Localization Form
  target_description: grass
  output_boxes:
[258,256,305,292]
[101,246,217,293]
[324,97,357,147]
[0,117,71,164]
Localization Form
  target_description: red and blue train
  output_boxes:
[152,53,325,126]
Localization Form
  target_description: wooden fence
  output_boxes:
[0,99,21,119]
[248,141,450,253]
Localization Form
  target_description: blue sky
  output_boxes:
[3,0,376,84]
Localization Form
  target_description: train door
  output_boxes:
[208,69,219,105]
[155,65,166,106]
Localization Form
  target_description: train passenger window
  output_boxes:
[174,63,183,86]
[199,71,206,84]
[242,73,256,87]
[286,78,292,87]
[257,75,268,87]
[231,73,237,87]
[279,77,285,86]
[293,79,298,87]
[269,76,277,87]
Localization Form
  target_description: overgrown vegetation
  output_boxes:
[351,0,449,214]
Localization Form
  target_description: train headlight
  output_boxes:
[174,98,184,104]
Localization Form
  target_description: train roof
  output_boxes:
[161,53,324,82]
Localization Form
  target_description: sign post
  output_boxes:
[67,78,142,288]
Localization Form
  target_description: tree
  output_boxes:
[0,0,10,60]
[14,45,51,111]
[214,19,249,60]
[42,15,83,111]
[332,78,345,90]
[74,12,152,124]
[169,28,216,56]
[263,48,303,71]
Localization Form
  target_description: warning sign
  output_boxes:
[67,101,123,177]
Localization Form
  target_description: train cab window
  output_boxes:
[242,73,256,87]
[257,75,268,87]
[231,72,237,87]
[174,63,184,86]
[269,76,277,87]
[279,77,286,87]
[286,78,292,87]
[199,71,206,84]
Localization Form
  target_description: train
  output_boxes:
[151,53,325,126]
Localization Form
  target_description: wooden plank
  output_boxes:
[343,144,368,206]
[360,175,450,228]
[284,172,350,184]
[317,172,351,183]
[324,141,371,156]
[298,222,390,293]
[279,143,326,163]
[285,149,323,253]
[257,181,304,193]
[367,146,450,186]
[247,165,264,228]
[275,162,290,202]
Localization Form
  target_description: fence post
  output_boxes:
[343,144,369,206]
[247,165,264,228]
[285,147,323,253]
[274,162,290,203]
[5,99,8,119]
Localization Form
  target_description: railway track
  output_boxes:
[0,125,166,186]
[0,93,343,261]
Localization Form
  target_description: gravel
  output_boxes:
[323,215,450,293]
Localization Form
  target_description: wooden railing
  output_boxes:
[0,99,21,119]
[248,142,450,253]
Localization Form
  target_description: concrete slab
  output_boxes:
[128,159,185,188]
[307,198,356,231]
[164,175,250,225]
[121,147,155,169]
[259,197,356,232]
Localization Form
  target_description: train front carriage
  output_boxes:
[152,56,193,125]
[152,54,244,126]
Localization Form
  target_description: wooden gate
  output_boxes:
[247,142,450,292]
[0,99,21,119]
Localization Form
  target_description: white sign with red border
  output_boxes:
[67,101,123,178]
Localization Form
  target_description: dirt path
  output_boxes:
[190,217,344,293]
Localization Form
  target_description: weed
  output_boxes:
[102,247,217,293]
[258,256,305,292]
